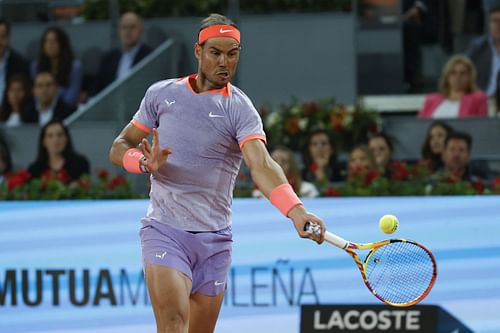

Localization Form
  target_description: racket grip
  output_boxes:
[304,222,349,249]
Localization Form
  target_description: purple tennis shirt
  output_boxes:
[132,74,266,231]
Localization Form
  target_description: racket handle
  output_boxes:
[304,222,349,249]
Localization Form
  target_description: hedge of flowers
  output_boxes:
[0,168,141,200]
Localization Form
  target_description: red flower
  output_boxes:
[364,170,381,186]
[389,161,410,181]
[302,101,321,115]
[97,168,109,180]
[41,168,71,185]
[107,175,127,190]
[323,187,341,197]
[7,170,32,191]
[308,163,318,173]
[472,179,485,194]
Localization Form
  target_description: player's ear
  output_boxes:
[194,43,202,60]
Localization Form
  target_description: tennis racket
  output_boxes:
[304,222,437,307]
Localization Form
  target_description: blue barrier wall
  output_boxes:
[1,197,499,333]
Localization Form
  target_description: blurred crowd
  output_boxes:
[1,4,500,196]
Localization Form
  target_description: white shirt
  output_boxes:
[5,112,21,127]
[432,99,460,118]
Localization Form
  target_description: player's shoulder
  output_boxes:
[229,84,254,106]
[146,78,181,93]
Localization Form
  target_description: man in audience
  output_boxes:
[467,5,500,96]
[93,12,152,95]
[437,131,480,182]
[27,71,74,126]
[0,19,30,104]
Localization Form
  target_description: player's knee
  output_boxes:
[157,308,189,332]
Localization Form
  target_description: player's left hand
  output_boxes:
[139,128,172,172]
[288,205,325,244]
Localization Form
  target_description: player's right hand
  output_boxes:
[139,128,172,173]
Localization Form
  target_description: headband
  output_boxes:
[198,24,240,45]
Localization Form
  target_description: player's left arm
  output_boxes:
[242,139,325,243]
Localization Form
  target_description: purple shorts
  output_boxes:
[139,218,232,296]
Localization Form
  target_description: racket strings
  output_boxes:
[364,241,435,305]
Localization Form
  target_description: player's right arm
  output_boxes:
[109,123,172,173]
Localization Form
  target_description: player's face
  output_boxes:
[196,37,240,89]
[43,123,67,155]
[442,139,470,172]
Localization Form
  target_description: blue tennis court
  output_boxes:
[0,196,499,333]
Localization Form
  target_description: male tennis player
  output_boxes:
[109,13,326,333]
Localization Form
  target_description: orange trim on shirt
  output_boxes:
[239,134,267,150]
[131,119,152,134]
[184,74,231,97]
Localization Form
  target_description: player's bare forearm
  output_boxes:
[242,140,287,197]
[109,123,148,167]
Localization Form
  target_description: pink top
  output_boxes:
[418,91,488,118]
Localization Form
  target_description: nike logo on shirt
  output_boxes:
[209,112,224,118]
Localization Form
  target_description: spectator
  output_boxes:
[0,135,13,184]
[31,26,82,108]
[494,68,500,115]
[347,144,378,181]
[467,5,500,96]
[418,55,488,118]
[253,146,319,198]
[421,120,454,172]
[27,119,89,184]
[434,131,479,182]
[93,12,152,95]
[0,19,30,105]
[0,74,35,127]
[368,132,395,177]
[302,129,345,184]
[27,71,74,126]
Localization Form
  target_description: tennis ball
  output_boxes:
[379,214,399,234]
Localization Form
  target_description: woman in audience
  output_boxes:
[368,132,395,177]
[28,119,89,184]
[31,26,82,108]
[421,120,454,172]
[253,146,319,198]
[0,136,13,185]
[347,145,378,181]
[418,55,487,118]
[302,129,345,184]
[0,74,35,126]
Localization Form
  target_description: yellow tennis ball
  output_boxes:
[379,214,399,234]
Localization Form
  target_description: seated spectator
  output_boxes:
[0,74,35,127]
[418,55,488,118]
[0,135,13,184]
[434,131,480,183]
[26,71,74,126]
[253,146,319,198]
[347,145,378,182]
[302,129,345,184]
[368,132,395,178]
[420,120,454,172]
[93,12,152,95]
[27,119,89,184]
[31,26,82,108]
[466,5,500,96]
[0,19,30,105]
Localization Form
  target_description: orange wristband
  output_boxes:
[269,183,303,217]
[122,148,144,174]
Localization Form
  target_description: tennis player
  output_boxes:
[109,13,326,333]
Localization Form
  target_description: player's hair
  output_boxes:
[199,13,238,31]
[445,131,472,151]
[489,5,500,16]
